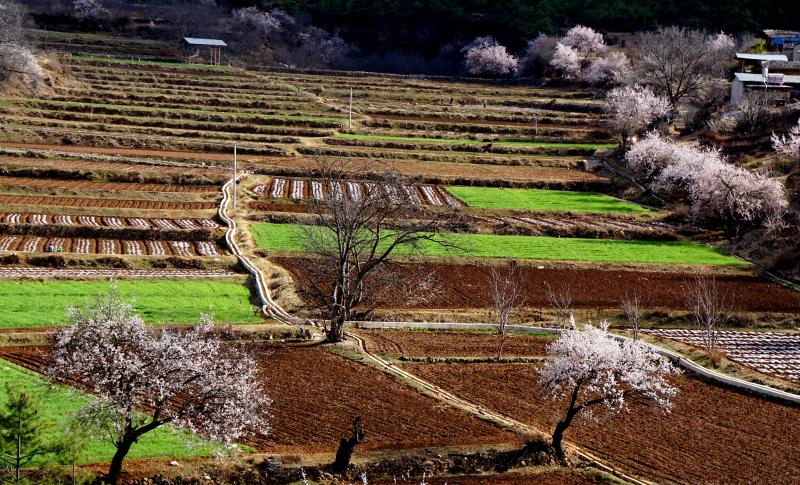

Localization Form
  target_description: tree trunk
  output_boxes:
[107,438,134,485]
[551,407,578,460]
[332,417,365,473]
[327,311,347,343]
[497,330,506,361]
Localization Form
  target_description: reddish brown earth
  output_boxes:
[371,469,607,485]
[0,345,515,454]
[354,329,552,358]
[0,143,601,183]
[0,194,215,210]
[0,156,229,177]
[0,176,217,193]
[272,258,800,313]
[405,362,800,484]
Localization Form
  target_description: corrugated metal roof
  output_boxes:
[736,53,788,62]
[183,37,227,47]
[734,72,800,84]
[763,29,800,39]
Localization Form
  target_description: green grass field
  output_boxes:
[447,186,655,214]
[335,132,616,149]
[251,222,744,266]
[0,359,217,465]
[0,280,263,328]
[74,55,239,71]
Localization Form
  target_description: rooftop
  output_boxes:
[763,29,800,39]
[183,37,227,47]
[734,72,800,84]
[736,53,788,62]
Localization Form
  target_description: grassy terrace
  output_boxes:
[0,280,263,328]
[73,55,239,71]
[334,132,617,149]
[252,222,744,266]
[447,186,655,214]
[14,99,347,123]
[0,360,216,465]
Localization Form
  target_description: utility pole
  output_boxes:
[233,145,237,210]
[348,87,353,130]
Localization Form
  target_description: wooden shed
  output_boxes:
[182,37,227,65]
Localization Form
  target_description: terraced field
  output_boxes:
[0,30,797,484]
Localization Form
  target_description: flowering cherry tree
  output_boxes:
[539,322,679,458]
[550,25,607,80]
[583,51,631,85]
[550,43,581,79]
[47,292,271,485]
[559,25,606,55]
[625,133,788,232]
[605,85,670,144]
[772,120,800,166]
[462,36,518,77]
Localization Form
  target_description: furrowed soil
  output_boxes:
[0,345,516,454]
[354,329,553,358]
[272,258,800,313]
[403,361,800,484]
[0,194,215,210]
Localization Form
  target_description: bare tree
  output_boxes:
[544,282,572,329]
[620,290,646,340]
[488,261,525,360]
[302,160,455,343]
[683,274,729,358]
[635,27,735,110]
[47,291,270,485]
[540,322,679,459]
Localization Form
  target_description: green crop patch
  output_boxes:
[74,55,239,71]
[447,186,656,214]
[334,132,616,149]
[0,280,263,328]
[252,222,743,266]
[0,359,218,465]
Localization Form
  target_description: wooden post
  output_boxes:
[233,145,237,210]
[348,87,353,130]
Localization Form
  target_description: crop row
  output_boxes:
[253,178,463,208]
[0,235,221,256]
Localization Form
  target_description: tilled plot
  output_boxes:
[0,236,221,256]
[254,177,463,208]
[0,345,515,454]
[406,362,800,484]
[354,329,552,358]
[0,195,215,210]
[643,329,800,382]
[0,176,218,193]
[0,212,219,230]
[0,267,239,279]
[273,258,800,313]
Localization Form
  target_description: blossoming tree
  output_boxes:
[539,322,679,458]
[47,291,271,485]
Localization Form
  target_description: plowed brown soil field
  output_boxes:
[404,362,800,484]
[273,258,800,313]
[0,155,229,177]
[354,329,552,358]
[0,194,215,210]
[0,345,515,454]
[0,176,217,193]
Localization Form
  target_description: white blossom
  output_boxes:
[463,36,518,76]
[47,291,270,481]
[550,43,581,78]
[539,322,678,456]
[583,51,631,85]
[772,120,800,162]
[72,0,106,19]
[605,85,670,140]
[560,25,606,55]
[523,33,558,64]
